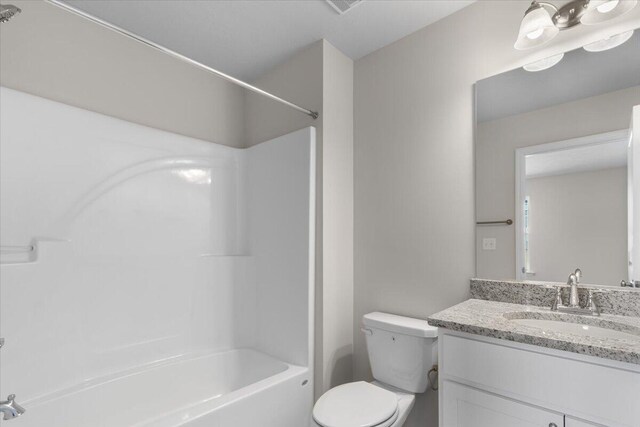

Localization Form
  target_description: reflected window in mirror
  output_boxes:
[524,196,532,277]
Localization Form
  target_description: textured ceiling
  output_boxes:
[62,0,474,81]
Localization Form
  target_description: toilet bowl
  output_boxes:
[311,312,437,427]
[311,381,415,427]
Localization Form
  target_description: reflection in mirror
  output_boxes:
[517,131,629,285]
[475,30,640,287]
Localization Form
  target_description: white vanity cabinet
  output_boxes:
[442,381,564,427]
[438,330,640,427]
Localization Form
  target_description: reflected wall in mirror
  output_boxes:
[475,30,640,287]
[516,131,629,285]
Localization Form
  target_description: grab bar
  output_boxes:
[0,245,35,254]
[476,219,513,226]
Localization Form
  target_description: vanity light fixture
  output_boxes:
[523,52,565,71]
[514,1,560,49]
[514,0,638,50]
[583,29,634,51]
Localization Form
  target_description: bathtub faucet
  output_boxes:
[0,394,25,420]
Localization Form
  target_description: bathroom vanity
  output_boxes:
[437,4,640,426]
[429,280,640,427]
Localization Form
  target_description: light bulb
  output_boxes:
[583,30,634,52]
[597,0,619,13]
[527,28,544,39]
[523,53,564,72]
[514,2,559,49]
[582,0,637,24]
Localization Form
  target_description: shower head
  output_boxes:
[0,4,21,23]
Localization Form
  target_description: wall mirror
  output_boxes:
[475,30,640,287]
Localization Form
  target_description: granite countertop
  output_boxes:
[428,298,640,365]
[470,278,640,317]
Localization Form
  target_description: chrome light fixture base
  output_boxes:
[0,4,22,23]
[552,0,590,28]
[515,0,638,50]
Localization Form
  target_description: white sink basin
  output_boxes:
[510,318,639,340]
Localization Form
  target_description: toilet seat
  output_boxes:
[312,381,399,427]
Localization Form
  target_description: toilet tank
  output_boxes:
[362,312,438,393]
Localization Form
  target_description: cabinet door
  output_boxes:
[442,381,564,427]
[565,417,604,427]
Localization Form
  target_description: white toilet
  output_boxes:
[312,312,438,427]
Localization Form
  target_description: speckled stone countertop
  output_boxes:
[428,279,640,363]
[428,299,640,365]
[470,278,640,317]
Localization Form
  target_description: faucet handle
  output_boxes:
[551,287,563,311]
[621,280,640,288]
[574,269,582,284]
[1,394,25,420]
[586,290,600,316]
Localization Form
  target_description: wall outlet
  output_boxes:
[482,238,497,251]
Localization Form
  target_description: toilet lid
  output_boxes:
[312,381,398,427]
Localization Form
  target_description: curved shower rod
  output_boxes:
[44,0,319,120]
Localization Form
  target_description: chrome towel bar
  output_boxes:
[0,245,35,253]
[476,219,513,225]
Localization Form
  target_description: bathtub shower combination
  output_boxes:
[0,87,316,426]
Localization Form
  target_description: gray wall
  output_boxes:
[244,42,323,148]
[0,0,245,147]
[527,168,627,284]
[476,86,640,280]
[353,2,640,427]
[321,42,354,395]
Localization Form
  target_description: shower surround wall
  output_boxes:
[0,87,315,426]
[2,3,356,400]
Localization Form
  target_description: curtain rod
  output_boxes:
[44,0,319,120]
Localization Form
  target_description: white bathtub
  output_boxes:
[15,349,313,427]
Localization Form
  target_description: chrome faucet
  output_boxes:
[574,268,582,284]
[0,394,25,420]
[551,268,599,316]
[568,269,580,308]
